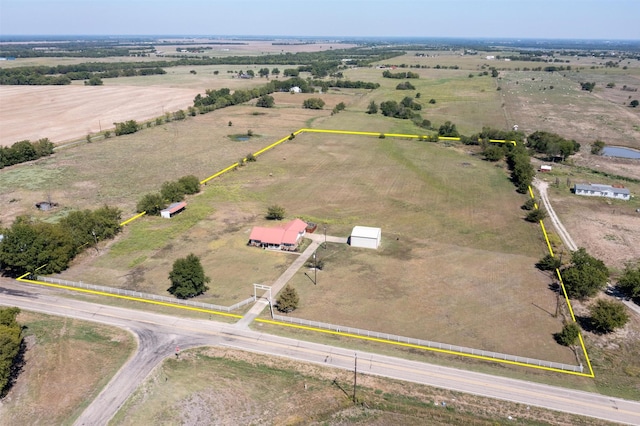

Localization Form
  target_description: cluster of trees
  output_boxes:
[331,102,346,115]
[255,94,275,108]
[396,81,415,90]
[167,254,210,299]
[0,138,54,169]
[193,77,379,114]
[0,206,122,275]
[0,307,23,397]
[382,70,419,79]
[297,61,341,78]
[114,120,140,136]
[527,131,580,161]
[591,140,605,155]
[437,121,459,137]
[136,175,200,215]
[302,98,325,110]
[580,81,596,92]
[380,97,421,119]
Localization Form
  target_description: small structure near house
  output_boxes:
[290,86,302,93]
[248,218,307,251]
[161,201,187,218]
[350,226,382,249]
[573,184,630,201]
[539,165,552,172]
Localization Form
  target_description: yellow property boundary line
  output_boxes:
[16,273,242,320]
[88,128,591,376]
[527,187,595,377]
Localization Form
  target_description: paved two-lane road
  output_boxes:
[2,281,640,425]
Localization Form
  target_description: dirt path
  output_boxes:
[236,233,348,328]
[533,178,577,251]
[532,179,640,318]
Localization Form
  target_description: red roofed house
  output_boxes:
[248,218,307,251]
[161,201,187,219]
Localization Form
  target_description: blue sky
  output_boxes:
[1,0,639,40]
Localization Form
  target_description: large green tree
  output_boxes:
[302,98,325,110]
[276,285,299,313]
[0,307,23,397]
[136,192,167,215]
[561,248,609,299]
[0,217,76,275]
[167,254,210,299]
[618,262,640,299]
[256,94,275,108]
[589,299,629,333]
[554,322,580,346]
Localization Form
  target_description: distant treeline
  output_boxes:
[0,47,404,85]
[0,64,166,85]
[194,77,379,112]
[0,139,54,169]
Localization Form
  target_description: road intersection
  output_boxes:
[1,280,640,425]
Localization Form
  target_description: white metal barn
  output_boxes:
[350,226,381,249]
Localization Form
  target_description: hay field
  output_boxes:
[0,85,200,146]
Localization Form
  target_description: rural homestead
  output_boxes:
[573,183,631,201]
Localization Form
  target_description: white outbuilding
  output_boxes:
[350,226,381,249]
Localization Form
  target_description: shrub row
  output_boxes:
[136,175,200,215]
[0,138,54,169]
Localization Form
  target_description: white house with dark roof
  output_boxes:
[573,184,630,201]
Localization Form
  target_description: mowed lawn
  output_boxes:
[59,129,571,363]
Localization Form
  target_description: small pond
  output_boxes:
[602,146,640,159]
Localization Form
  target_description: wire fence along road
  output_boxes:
[272,314,584,373]
[37,276,255,313]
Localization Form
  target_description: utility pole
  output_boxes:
[314,252,317,285]
[324,225,327,249]
[353,352,357,404]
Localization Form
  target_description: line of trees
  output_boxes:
[506,142,535,193]
[0,65,166,85]
[0,206,122,276]
[382,70,419,79]
[0,307,23,397]
[0,138,55,169]
[136,175,200,215]
[1,47,405,85]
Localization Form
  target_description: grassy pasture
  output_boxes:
[342,64,506,135]
[47,128,573,364]
[0,312,134,425]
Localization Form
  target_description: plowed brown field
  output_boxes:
[0,85,200,146]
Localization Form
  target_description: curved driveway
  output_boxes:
[2,281,640,425]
